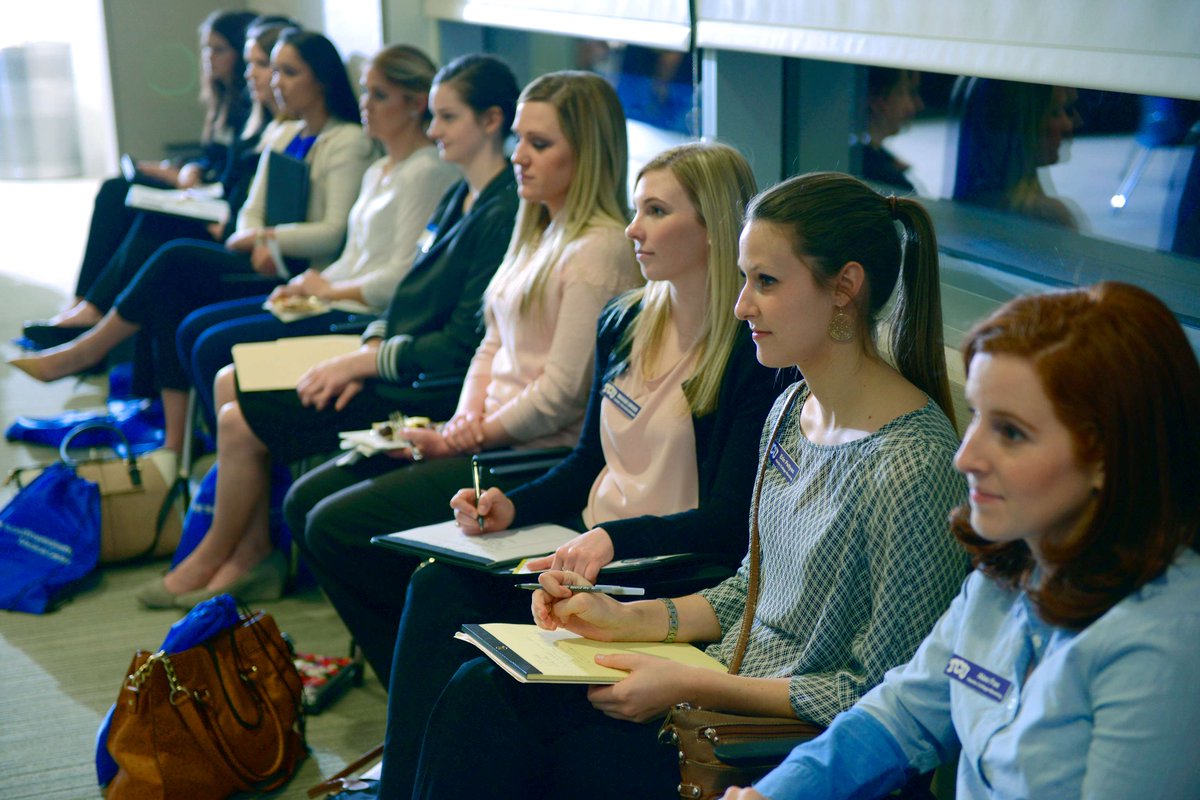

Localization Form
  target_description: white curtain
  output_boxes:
[423,0,692,51]
[695,0,1200,100]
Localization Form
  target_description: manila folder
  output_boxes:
[455,623,729,684]
[232,334,361,392]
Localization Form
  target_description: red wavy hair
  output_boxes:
[951,282,1200,628]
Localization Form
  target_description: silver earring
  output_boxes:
[828,307,853,342]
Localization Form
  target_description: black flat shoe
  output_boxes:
[21,321,90,350]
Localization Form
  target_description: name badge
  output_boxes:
[768,441,800,483]
[602,382,641,419]
[417,223,438,253]
[945,654,1012,702]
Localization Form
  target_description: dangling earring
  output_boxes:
[828,306,853,342]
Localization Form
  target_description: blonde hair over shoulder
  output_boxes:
[487,71,629,313]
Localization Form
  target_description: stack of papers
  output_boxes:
[125,184,230,223]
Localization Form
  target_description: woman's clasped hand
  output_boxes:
[531,570,713,724]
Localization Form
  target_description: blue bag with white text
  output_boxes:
[0,462,101,613]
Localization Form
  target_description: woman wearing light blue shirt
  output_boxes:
[726,281,1200,800]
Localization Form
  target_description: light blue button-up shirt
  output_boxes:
[756,548,1200,799]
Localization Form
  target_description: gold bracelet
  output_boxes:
[659,597,679,643]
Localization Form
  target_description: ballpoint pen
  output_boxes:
[516,583,645,596]
[471,458,485,530]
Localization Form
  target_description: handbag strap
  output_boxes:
[727,384,805,675]
[59,422,141,487]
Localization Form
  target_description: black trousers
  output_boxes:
[114,238,280,391]
[74,176,136,298]
[85,210,212,313]
[285,453,522,683]
[400,656,678,799]
[237,377,460,467]
[376,562,544,798]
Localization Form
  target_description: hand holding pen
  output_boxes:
[448,485,516,535]
[471,459,485,530]
[530,570,632,638]
[517,583,644,596]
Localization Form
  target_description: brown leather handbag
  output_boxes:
[105,610,307,799]
[659,705,823,799]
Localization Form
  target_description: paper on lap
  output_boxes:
[231,334,361,392]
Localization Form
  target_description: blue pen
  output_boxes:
[516,583,645,596]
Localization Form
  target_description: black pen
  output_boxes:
[516,583,645,596]
[471,458,485,530]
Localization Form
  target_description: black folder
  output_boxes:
[265,150,310,226]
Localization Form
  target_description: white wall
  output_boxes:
[0,1,119,176]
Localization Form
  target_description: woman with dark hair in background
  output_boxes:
[725,282,1200,799]
[23,9,260,346]
[174,42,458,430]
[28,16,297,349]
[10,29,373,452]
[952,77,1083,229]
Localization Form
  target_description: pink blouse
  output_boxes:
[462,221,642,450]
[584,323,699,527]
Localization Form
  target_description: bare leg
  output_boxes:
[162,400,272,594]
[161,388,188,454]
[9,310,139,381]
[47,300,103,328]
[213,364,237,411]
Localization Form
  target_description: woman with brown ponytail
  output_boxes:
[406,172,969,798]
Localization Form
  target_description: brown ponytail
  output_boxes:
[746,172,955,426]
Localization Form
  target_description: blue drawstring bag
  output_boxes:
[94,593,242,785]
[5,397,165,454]
[0,462,101,613]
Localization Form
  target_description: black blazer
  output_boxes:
[365,166,519,386]
[508,297,784,564]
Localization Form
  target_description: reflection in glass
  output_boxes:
[952,78,1083,229]
[575,42,695,136]
[858,68,924,192]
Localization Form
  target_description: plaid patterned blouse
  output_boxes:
[700,382,968,725]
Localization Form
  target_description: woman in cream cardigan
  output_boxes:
[10,29,373,451]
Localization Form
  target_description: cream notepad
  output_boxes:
[231,334,361,392]
[456,623,729,684]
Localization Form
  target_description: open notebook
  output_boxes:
[456,623,728,684]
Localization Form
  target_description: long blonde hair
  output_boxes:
[486,71,629,313]
[613,142,757,416]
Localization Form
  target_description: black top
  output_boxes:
[217,123,268,239]
[366,166,520,389]
[508,297,783,564]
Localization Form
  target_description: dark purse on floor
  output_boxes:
[659,387,824,800]
[105,608,307,799]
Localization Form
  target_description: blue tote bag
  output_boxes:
[0,462,101,613]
